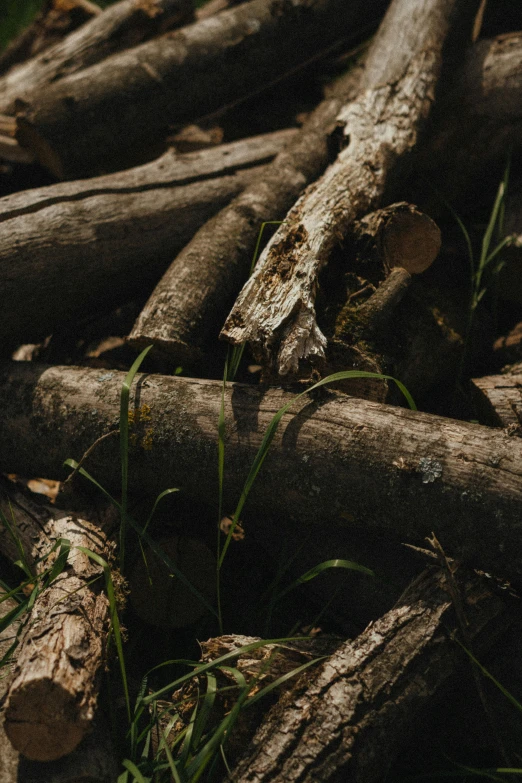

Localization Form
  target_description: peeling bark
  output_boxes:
[0,129,293,352]
[221,0,477,377]
[231,566,512,783]
[0,364,521,583]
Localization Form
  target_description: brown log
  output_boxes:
[0,0,195,116]
[221,0,473,378]
[0,128,294,352]
[231,566,512,783]
[471,364,522,430]
[13,0,386,179]
[0,364,522,583]
[127,52,366,362]
[0,477,117,761]
[0,0,101,78]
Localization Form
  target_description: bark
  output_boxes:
[0,0,195,116]
[127,54,366,363]
[0,477,117,761]
[0,128,294,351]
[0,0,100,78]
[471,365,522,431]
[222,0,469,377]
[230,566,512,783]
[0,364,522,583]
[13,0,386,178]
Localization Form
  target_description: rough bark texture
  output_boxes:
[222,0,467,377]
[0,0,100,78]
[0,129,293,352]
[14,0,386,178]
[230,566,512,783]
[0,477,117,761]
[128,56,366,362]
[471,365,522,430]
[0,364,521,583]
[0,0,195,116]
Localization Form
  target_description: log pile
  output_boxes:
[1,0,522,779]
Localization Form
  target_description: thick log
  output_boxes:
[0,364,522,583]
[231,566,512,783]
[13,0,386,178]
[127,53,366,362]
[0,0,100,78]
[0,128,293,352]
[221,0,470,377]
[471,364,522,430]
[0,0,195,116]
[0,477,117,761]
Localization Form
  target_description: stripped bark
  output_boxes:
[221,0,477,377]
[0,477,117,761]
[231,566,512,783]
[471,364,522,430]
[0,0,100,78]
[0,0,195,116]
[0,128,293,351]
[0,364,521,583]
[128,54,366,362]
[13,0,385,178]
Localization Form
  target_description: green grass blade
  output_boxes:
[478,179,507,279]
[63,460,121,510]
[143,488,179,536]
[0,504,34,579]
[120,345,153,571]
[46,538,71,585]
[0,598,30,635]
[456,640,522,714]
[121,759,150,783]
[190,672,218,752]
[245,656,327,707]
[274,558,375,602]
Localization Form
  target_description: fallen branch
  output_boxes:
[231,566,513,783]
[0,476,117,761]
[14,0,385,178]
[0,364,521,583]
[0,128,294,351]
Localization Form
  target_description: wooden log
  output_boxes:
[0,476,117,761]
[127,52,366,362]
[0,0,101,78]
[471,364,522,430]
[0,364,522,583]
[0,0,195,116]
[230,566,512,783]
[221,0,474,378]
[13,0,386,178]
[0,128,294,352]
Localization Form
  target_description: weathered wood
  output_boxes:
[471,365,522,430]
[231,566,512,783]
[13,0,386,178]
[0,364,522,583]
[0,0,100,78]
[128,54,366,362]
[222,0,469,377]
[0,128,293,352]
[0,477,117,761]
[0,0,195,116]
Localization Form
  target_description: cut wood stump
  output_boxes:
[471,364,522,431]
[0,476,118,761]
[0,128,294,352]
[0,364,522,583]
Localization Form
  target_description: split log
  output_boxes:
[221,0,471,378]
[0,0,195,116]
[0,476,117,761]
[0,0,100,78]
[0,128,294,352]
[13,0,386,179]
[231,565,513,783]
[471,364,522,431]
[127,50,366,362]
[1,364,522,583]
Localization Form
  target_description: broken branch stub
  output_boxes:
[221,0,472,377]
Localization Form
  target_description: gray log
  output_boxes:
[0,128,294,352]
[221,0,473,377]
[127,52,366,362]
[14,0,386,178]
[0,0,195,116]
[231,566,512,783]
[0,363,521,583]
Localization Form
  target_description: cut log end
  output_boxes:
[5,681,89,762]
[381,206,441,274]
